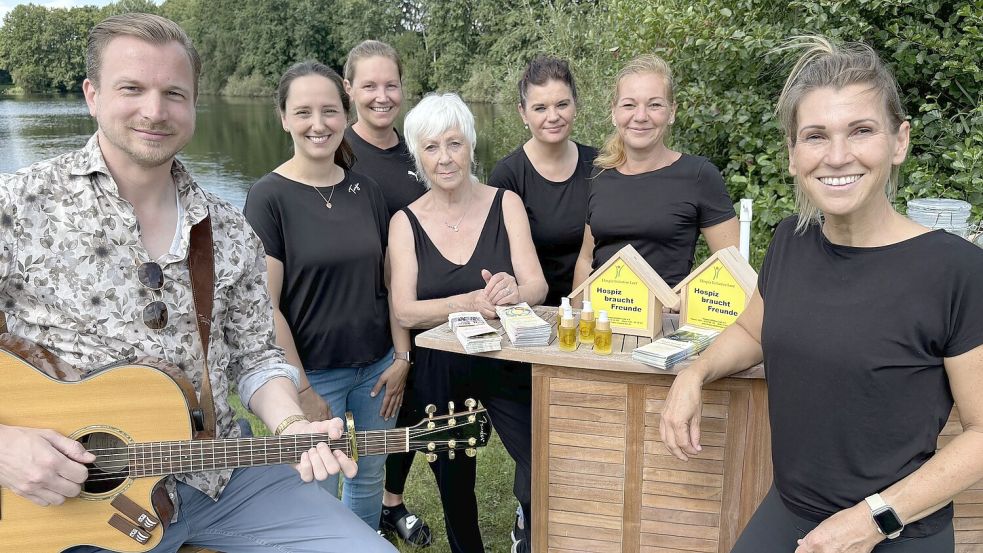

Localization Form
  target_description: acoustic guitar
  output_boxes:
[0,337,491,553]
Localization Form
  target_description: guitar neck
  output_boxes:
[125,429,406,477]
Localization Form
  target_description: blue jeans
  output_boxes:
[66,465,396,553]
[307,348,398,530]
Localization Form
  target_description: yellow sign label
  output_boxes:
[684,260,747,330]
[589,260,649,330]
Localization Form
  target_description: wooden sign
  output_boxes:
[568,245,678,338]
[673,246,757,330]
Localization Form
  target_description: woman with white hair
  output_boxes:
[388,92,547,553]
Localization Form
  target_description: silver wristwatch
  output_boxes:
[865,493,904,539]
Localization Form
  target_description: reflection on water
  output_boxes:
[1,95,502,210]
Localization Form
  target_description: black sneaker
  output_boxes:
[510,505,525,544]
[380,503,432,548]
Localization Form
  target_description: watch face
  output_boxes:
[873,507,904,536]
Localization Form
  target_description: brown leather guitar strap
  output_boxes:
[0,218,216,439]
[188,213,216,439]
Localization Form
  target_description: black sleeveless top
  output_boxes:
[403,188,514,301]
[401,188,523,409]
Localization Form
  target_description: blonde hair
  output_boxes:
[595,54,675,170]
[87,13,201,99]
[775,36,907,232]
[343,40,403,83]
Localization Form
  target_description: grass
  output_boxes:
[230,396,516,553]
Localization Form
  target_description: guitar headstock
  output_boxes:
[408,399,491,461]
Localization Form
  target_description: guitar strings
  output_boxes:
[81,424,476,456]
[79,426,484,482]
[81,439,475,484]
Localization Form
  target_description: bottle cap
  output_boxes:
[582,299,593,313]
[596,310,610,330]
[561,306,575,326]
[560,297,571,309]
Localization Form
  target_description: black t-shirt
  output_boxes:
[586,154,735,287]
[244,170,391,369]
[759,217,983,537]
[489,143,598,306]
[346,127,427,218]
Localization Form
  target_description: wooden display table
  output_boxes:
[416,308,983,553]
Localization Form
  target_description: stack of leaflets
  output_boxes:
[448,312,502,354]
[495,303,551,347]
[632,325,720,369]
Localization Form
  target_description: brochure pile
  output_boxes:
[495,303,550,347]
[448,312,502,354]
[632,325,719,369]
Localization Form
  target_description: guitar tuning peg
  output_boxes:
[465,448,477,458]
[448,450,456,460]
[426,453,437,463]
[465,398,477,411]
[468,438,477,447]
[446,401,457,427]
[426,404,437,429]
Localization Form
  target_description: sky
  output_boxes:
[1,0,119,21]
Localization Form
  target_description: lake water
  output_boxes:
[0,95,504,209]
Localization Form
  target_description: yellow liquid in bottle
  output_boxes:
[578,318,595,344]
[558,324,578,352]
[593,328,612,355]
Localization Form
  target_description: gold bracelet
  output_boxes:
[273,414,308,436]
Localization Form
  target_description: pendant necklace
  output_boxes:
[313,184,336,209]
[443,190,473,232]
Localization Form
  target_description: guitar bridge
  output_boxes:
[108,514,151,544]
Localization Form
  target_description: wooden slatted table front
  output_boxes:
[415,307,983,553]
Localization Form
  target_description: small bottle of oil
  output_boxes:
[578,300,595,344]
[593,310,612,355]
[558,307,578,352]
[558,296,571,324]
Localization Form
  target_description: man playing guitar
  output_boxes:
[0,12,395,553]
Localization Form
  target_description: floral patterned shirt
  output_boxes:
[0,134,299,500]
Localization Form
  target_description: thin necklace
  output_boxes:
[313,184,336,209]
[443,190,473,232]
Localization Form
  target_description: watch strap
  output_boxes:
[393,351,411,362]
[865,493,888,511]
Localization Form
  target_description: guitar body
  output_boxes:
[0,336,493,553]
[0,347,192,553]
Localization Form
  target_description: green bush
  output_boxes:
[222,72,273,97]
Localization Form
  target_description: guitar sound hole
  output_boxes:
[79,432,130,495]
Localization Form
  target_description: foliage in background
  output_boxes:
[1,0,979,260]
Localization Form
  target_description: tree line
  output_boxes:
[1,0,980,265]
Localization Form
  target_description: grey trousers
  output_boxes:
[68,465,397,553]
[732,485,954,553]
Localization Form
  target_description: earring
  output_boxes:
[524,124,529,130]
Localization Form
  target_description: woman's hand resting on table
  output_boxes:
[482,269,519,306]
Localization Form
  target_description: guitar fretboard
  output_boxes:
[119,430,406,476]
